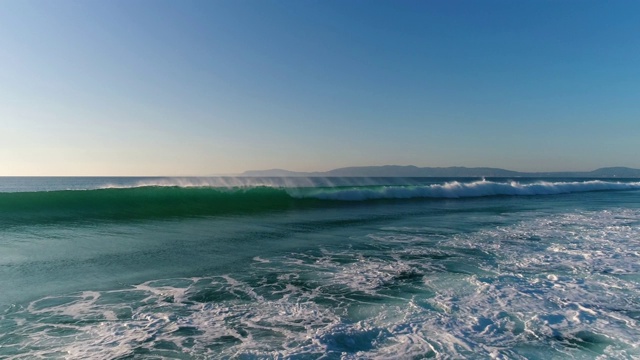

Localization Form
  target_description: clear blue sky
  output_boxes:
[1,0,639,175]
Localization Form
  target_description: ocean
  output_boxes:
[0,177,639,359]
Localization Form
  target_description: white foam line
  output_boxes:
[296,180,640,201]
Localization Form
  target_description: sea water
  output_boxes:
[0,177,639,359]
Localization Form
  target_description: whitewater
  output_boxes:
[1,177,639,359]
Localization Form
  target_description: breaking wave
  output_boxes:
[296,179,640,201]
[0,180,638,224]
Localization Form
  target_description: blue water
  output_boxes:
[1,177,639,359]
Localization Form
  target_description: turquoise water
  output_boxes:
[1,177,639,359]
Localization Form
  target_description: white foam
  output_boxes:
[296,180,640,201]
[3,208,640,358]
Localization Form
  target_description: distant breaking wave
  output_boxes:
[0,180,638,225]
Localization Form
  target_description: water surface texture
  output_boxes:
[1,177,639,359]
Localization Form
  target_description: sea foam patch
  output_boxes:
[1,209,639,359]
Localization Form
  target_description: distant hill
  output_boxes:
[241,166,640,178]
[584,167,640,178]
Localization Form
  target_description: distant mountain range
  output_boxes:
[241,166,640,178]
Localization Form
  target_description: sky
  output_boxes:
[1,0,639,176]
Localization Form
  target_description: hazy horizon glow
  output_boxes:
[1,0,639,176]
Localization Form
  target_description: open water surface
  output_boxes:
[0,177,639,359]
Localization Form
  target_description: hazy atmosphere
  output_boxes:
[2,0,639,175]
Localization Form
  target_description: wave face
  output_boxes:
[0,187,304,225]
[0,180,639,224]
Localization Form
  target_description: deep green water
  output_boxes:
[1,177,639,359]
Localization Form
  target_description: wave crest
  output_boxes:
[294,180,640,201]
[1,180,638,224]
